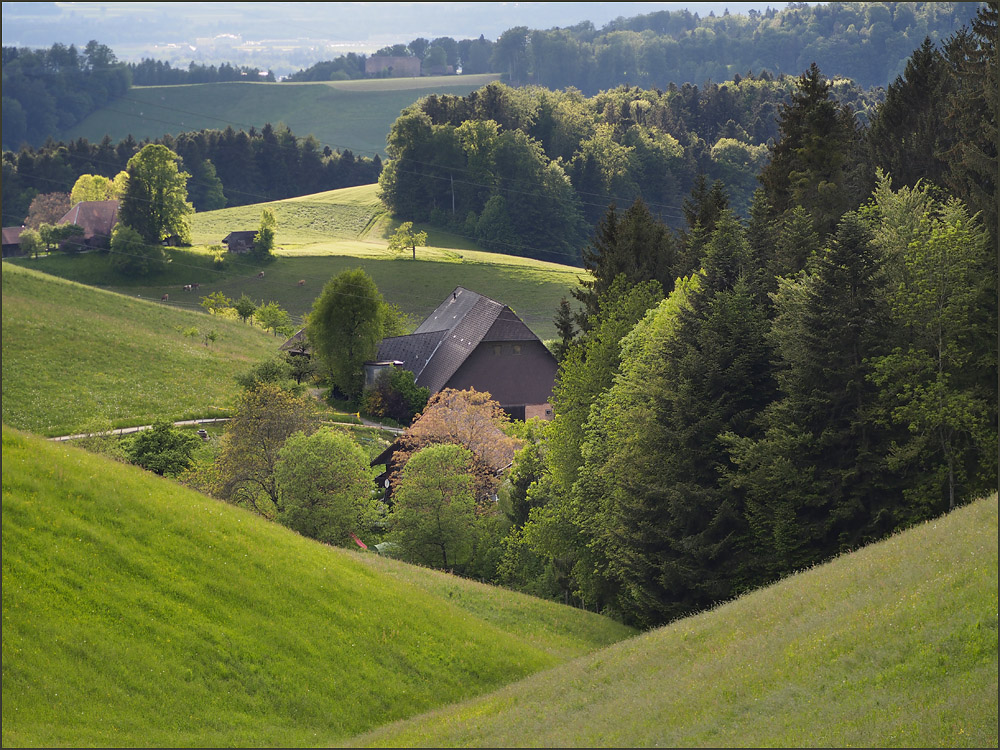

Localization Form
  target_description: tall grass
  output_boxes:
[1,426,633,747]
[1,264,278,435]
[350,495,999,748]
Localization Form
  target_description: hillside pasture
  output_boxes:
[350,495,999,747]
[8,185,586,341]
[61,75,500,155]
[1,426,633,747]
[1,264,278,436]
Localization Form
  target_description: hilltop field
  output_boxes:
[7,183,585,342]
[61,75,501,156]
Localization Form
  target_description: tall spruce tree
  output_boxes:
[726,212,894,578]
[599,211,774,626]
[759,63,867,237]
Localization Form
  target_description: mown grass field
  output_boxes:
[0,426,634,747]
[350,495,999,748]
[61,75,500,155]
[8,184,586,341]
[1,264,279,436]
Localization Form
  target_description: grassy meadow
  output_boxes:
[61,75,500,155]
[7,184,585,341]
[1,263,279,436]
[350,495,999,748]
[1,426,633,747]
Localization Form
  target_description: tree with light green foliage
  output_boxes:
[232,293,257,325]
[389,443,477,571]
[118,143,193,244]
[255,300,293,337]
[274,427,381,546]
[17,228,43,259]
[869,180,996,514]
[306,268,401,400]
[108,223,165,277]
[253,207,277,259]
[387,221,428,260]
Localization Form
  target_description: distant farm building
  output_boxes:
[365,55,421,77]
[222,230,257,254]
[2,226,25,257]
[373,286,557,421]
[282,286,557,421]
[57,199,120,249]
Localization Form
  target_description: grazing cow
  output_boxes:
[161,293,169,302]
[183,284,192,291]
[257,271,265,279]
[191,282,200,289]
[297,279,306,286]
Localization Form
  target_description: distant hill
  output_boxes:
[60,75,501,156]
[0,426,634,746]
[350,493,999,747]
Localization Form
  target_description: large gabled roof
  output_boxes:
[376,286,540,394]
[58,200,119,240]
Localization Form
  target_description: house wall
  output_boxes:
[444,340,557,410]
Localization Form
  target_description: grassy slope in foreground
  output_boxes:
[62,75,500,156]
[0,427,633,747]
[352,495,999,748]
[1,263,278,436]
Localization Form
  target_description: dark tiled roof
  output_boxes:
[2,226,24,245]
[482,308,538,342]
[379,286,547,394]
[376,330,447,377]
[223,231,257,244]
[416,295,504,393]
[58,200,119,240]
[279,328,308,352]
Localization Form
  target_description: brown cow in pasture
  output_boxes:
[257,271,265,279]
[161,293,169,302]
[297,279,306,286]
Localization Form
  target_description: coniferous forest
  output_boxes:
[488,4,997,626]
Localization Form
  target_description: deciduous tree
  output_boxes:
[389,443,478,570]
[387,221,428,260]
[274,428,380,546]
[118,143,193,244]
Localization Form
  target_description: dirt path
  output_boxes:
[48,418,230,442]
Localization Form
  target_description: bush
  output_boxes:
[124,420,200,476]
[361,367,429,425]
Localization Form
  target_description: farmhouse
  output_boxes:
[283,286,557,421]
[2,226,25,257]
[57,199,120,249]
[222,230,257,254]
[369,286,557,421]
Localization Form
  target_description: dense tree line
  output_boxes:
[377,75,880,262]
[491,4,996,626]
[287,3,975,91]
[1,41,130,150]
[1,123,381,226]
[126,59,275,86]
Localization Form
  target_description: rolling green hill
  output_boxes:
[61,75,501,156]
[8,184,586,341]
[0,426,634,747]
[350,495,999,748]
[1,263,279,436]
